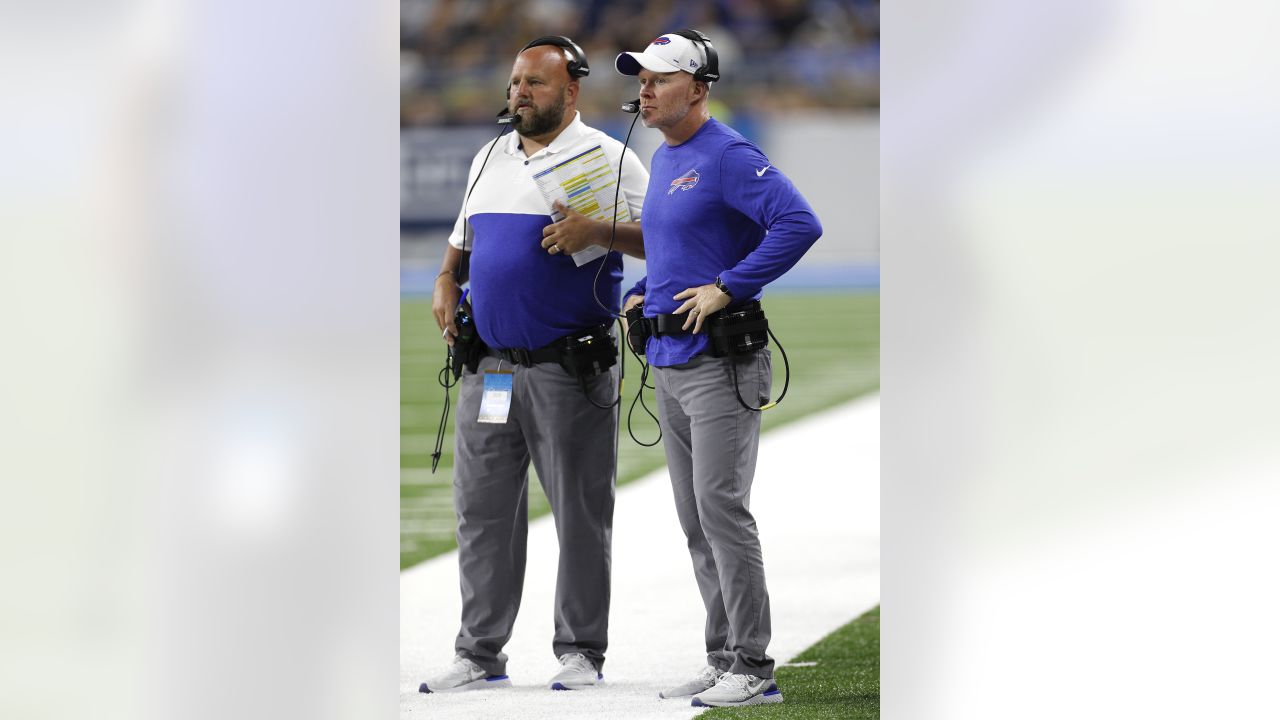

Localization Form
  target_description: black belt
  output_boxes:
[651,314,691,337]
[651,301,762,338]
[492,325,612,367]
[493,346,560,366]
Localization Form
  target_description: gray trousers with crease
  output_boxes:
[451,353,617,676]
[653,349,775,679]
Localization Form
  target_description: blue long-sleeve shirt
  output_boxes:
[626,118,822,366]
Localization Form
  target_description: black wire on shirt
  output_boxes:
[573,109,645,414]
[431,123,511,473]
[583,110,663,442]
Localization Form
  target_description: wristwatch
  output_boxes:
[714,276,733,299]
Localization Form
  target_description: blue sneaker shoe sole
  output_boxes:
[691,683,783,706]
[550,674,603,691]
[419,675,511,694]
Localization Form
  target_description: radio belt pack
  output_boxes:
[493,325,618,381]
[627,300,768,358]
[625,300,789,412]
[448,298,486,381]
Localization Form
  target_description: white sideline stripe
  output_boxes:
[400,394,880,720]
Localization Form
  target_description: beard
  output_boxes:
[511,90,566,138]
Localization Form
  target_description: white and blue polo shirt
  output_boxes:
[625,118,823,367]
[449,111,649,350]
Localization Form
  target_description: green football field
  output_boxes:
[401,291,879,570]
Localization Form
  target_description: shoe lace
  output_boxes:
[717,673,753,693]
[558,653,594,672]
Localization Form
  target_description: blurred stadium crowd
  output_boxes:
[401,0,879,127]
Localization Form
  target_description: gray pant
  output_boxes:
[653,349,775,678]
[452,352,617,676]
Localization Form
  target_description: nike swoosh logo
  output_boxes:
[755,165,770,177]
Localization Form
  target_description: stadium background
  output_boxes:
[400,1,880,715]
[401,0,880,289]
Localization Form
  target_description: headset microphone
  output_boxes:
[496,107,516,125]
[621,98,640,114]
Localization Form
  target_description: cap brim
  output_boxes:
[614,51,683,76]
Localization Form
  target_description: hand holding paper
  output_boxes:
[542,200,606,257]
[532,145,632,266]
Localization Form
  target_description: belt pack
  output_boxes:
[626,301,769,358]
[494,325,618,379]
[449,301,487,380]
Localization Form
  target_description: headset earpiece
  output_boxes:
[519,35,591,79]
[673,29,720,84]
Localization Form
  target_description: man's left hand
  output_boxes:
[541,200,604,256]
[673,283,732,334]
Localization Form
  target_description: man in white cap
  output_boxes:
[615,30,823,709]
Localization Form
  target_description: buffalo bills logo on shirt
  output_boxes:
[668,169,700,195]
[651,37,671,45]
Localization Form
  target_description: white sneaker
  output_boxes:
[548,652,602,690]
[658,665,724,699]
[690,672,783,707]
[418,655,511,693]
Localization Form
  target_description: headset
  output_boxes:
[671,28,719,84]
[521,35,591,79]
[503,35,591,115]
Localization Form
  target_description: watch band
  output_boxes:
[715,276,733,299]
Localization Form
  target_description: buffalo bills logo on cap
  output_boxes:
[651,37,671,45]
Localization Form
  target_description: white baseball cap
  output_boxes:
[615,33,709,78]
